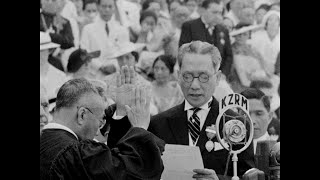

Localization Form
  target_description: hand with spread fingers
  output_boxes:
[125,86,151,130]
[193,169,219,180]
[115,65,136,116]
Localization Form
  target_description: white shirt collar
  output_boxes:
[201,16,215,30]
[184,97,213,111]
[255,132,270,142]
[42,122,78,140]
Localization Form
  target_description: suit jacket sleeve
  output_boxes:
[179,21,192,47]
[49,19,74,49]
[221,29,233,77]
[102,104,165,152]
[50,127,164,180]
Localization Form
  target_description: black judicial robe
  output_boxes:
[40,127,164,180]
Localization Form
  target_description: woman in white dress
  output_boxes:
[248,10,280,75]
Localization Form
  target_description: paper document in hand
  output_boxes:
[161,144,204,180]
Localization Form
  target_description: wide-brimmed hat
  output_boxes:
[40,31,60,51]
[67,48,101,73]
[106,42,146,59]
[230,24,261,36]
[261,10,280,28]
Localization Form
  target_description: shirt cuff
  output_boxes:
[112,111,125,120]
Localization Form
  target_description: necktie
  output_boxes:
[105,23,109,36]
[188,107,201,144]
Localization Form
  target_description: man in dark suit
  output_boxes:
[103,41,255,179]
[179,0,233,79]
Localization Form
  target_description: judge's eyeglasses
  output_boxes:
[78,106,106,129]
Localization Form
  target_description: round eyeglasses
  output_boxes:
[182,73,210,83]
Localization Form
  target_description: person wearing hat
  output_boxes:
[103,41,159,115]
[66,48,104,79]
[249,10,280,75]
[40,31,70,107]
[229,22,279,93]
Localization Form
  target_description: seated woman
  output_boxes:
[249,10,280,75]
[230,23,278,92]
[150,55,184,113]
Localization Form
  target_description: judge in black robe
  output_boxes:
[40,126,164,180]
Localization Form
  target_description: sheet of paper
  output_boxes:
[161,144,204,180]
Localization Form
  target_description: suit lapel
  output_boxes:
[167,102,189,145]
[213,25,224,53]
[195,18,213,44]
[196,97,220,153]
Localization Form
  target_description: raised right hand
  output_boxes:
[115,65,136,116]
[124,86,151,130]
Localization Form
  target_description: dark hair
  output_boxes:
[250,80,273,90]
[131,51,139,62]
[67,49,91,73]
[240,88,271,112]
[55,78,99,111]
[83,0,97,10]
[201,0,221,9]
[152,55,176,73]
[256,4,270,12]
[142,0,158,11]
[140,10,158,24]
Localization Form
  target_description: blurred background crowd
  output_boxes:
[40,0,280,140]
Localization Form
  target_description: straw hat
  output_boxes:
[106,42,146,59]
[229,24,261,36]
[40,31,60,51]
[261,10,280,28]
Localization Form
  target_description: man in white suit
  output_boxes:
[80,0,130,69]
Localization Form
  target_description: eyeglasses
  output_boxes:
[182,73,211,83]
[78,106,106,129]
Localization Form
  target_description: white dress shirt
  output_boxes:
[115,0,141,32]
[184,97,213,146]
[80,15,130,67]
[248,30,280,66]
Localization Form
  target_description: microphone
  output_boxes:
[215,93,254,180]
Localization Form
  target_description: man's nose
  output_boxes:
[190,78,201,89]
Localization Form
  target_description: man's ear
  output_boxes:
[77,107,86,125]
[216,70,222,83]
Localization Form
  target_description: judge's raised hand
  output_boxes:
[192,169,219,180]
[125,86,151,130]
[115,65,136,116]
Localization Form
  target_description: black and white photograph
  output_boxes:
[40,0,280,179]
